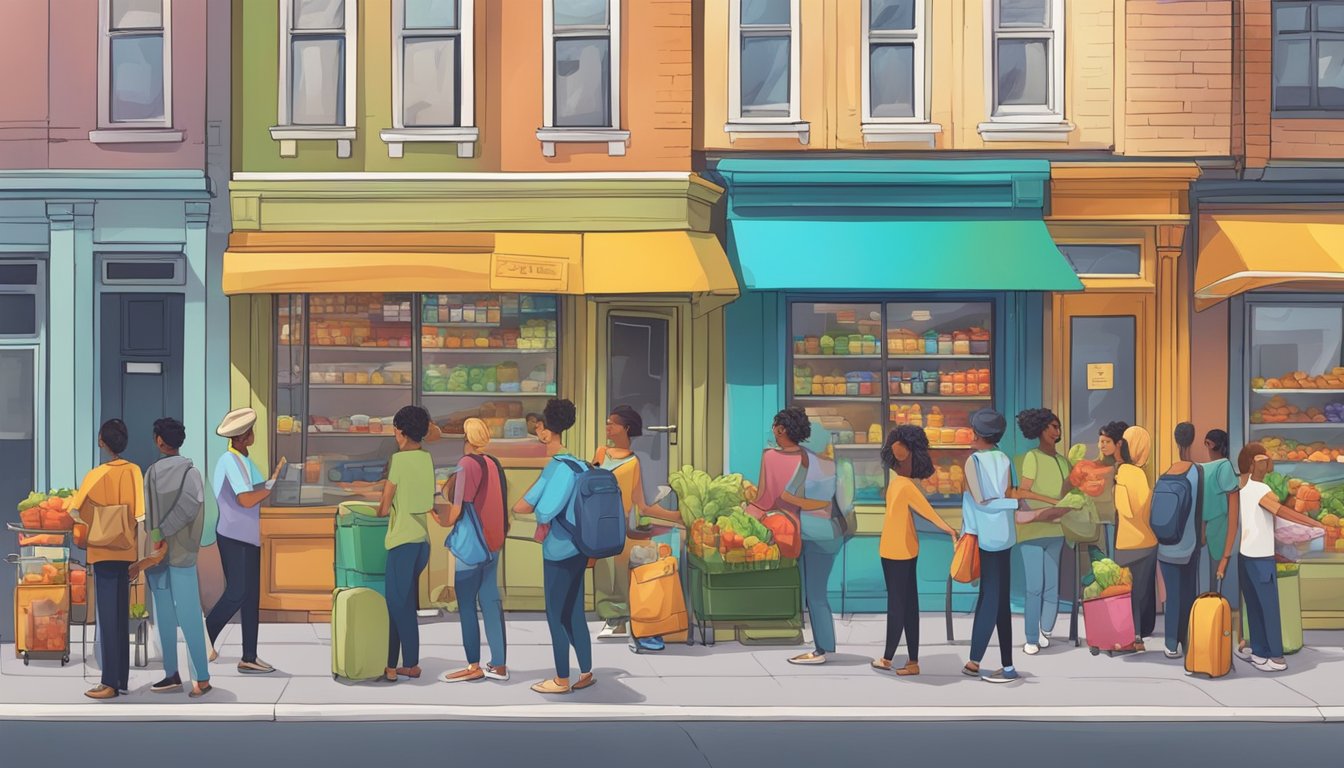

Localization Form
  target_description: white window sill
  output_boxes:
[724,121,811,145]
[977,120,1074,143]
[536,128,630,157]
[380,127,480,159]
[269,126,357,158]
[88,129,184,144]
[861,122,942,147]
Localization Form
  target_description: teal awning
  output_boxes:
[727,218,1083,292]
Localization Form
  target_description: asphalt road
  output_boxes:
[4,720,1338,767]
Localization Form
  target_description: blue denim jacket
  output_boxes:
[962,450,1019,553]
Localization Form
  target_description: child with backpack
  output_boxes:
[1155,423,1203,659]
[514,399,627,694]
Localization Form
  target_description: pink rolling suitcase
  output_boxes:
[1082,592,1136,656]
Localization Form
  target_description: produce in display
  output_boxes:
[1265,472,1290,503]
[16,490,76,531]
[1259,437,1344,463]
[1251,395,1342,424]
[1252,368,1344,390]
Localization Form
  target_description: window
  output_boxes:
[384,0,478,158]
[727,0,807,141]
[538,0,626,156]
[981,0,1068,141]
[94,0,178,142]
[0,261,42,339]
[1273,1,1344,112]
[1058,244,1143,278]
[862,0,940,144]
[273,0,358,158]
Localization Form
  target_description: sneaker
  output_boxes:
[597,620,629,640]
[1164,649,1182,660]
[1023,643,1040,656]
[151,673,183,693]
[635,636,666,652]
[1253,656,1288,672]
[237,658,276,675]
[982,668,1019,684]
[483,665,509,682]
[1236,645,1254,661]
[1039,631,1052,649]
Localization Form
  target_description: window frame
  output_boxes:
[984,0,1065,123]
[1272,0,1344,115]
[728,0,802,125]
[861,0,928,125]
[384,0,478,158]
[0,258,45,341]
[273,0,359,158]
[96,0,173,131]
[542,0,621,131]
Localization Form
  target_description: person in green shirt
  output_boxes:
[376,405,435,683]
[1015,408,1071,656]
[1200,428,1241,607]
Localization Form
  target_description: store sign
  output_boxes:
[1087,363,1114,391]
[490,254,569,292]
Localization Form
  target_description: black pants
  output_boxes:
[1119,548,1159,641]
[206,535,261,662]
[881,557,920,662]
[93,561,130,690]
[1160,555,1201,653]
[970,549,1013,667]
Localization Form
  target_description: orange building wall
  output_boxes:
[491,0,693,172]
[1124,0,1233,157]
[1191,298,1232,441]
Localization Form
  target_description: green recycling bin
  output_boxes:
[1241,566,1303,655]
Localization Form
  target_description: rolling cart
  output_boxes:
[7,523,75,666]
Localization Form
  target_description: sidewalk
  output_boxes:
[3,613,1344,722]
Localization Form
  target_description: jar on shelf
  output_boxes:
[794,336,806,355]
[940,380,955,397]
[901,372,913,395]
[971,328,991,355]
[858,372,875,396]
[911,374,926,395]
[806,336,822,355]
[953,332,971,356]
[938,333,954,356]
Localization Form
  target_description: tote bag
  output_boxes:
[951,534,981,583]
[446,502,494,568]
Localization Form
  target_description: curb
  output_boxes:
[0,703,1335,723]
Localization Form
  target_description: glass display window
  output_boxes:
[786,299,995,506]
[1248,302,1344,467]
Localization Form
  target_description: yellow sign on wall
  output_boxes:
[1087,363,1115,391]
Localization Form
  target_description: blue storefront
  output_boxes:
[708,158,1082,616]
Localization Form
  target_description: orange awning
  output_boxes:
[1197,214,1344,310]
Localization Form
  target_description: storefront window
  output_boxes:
[1248,302,1344,466]
[271,292,559,506]
[787,299,993,505]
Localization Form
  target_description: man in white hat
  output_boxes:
[205,408,284,674]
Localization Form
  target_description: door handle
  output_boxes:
[647,424,678,446]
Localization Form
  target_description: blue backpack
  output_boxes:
[554,457,627,559]
[1151,470,1196,546]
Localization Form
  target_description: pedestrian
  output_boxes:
[961,409,1024,683]
[1235,445,1326,672]
[376,405,435,682]
[1200,429,1241,603]
[1156,423,1203,659]
[206,408,284,675]
[1015,408,1070,656]
[440,418,509,684]
[1095,421,1129,556]
[872,425,957,676]
[786,419,852,666]
[513,399,597,695]
[592,405,679,650]
[140,417,212,697]
[70,418,143,700]
[1113,425,1157,651]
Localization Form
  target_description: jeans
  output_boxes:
[147,563,210,683]
[385,542,429,668]
[881,557,919,662]
[1019,537,1064,642]
[1240,555,1283,660]
[1201,546,1241,610]
[1159,555,1201,654]
[543,554,592,679]
[800,539,840,654]
[1117,548,1159,641]
[970,548,1013,667]
[93,561,130,690]
[206,535,261,662]
[456,557,506,668]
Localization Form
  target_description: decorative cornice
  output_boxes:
[44,202,94,231]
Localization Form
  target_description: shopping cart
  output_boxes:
[7,523,75,666]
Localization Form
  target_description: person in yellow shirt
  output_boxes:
[69,419,144,700]
[871,425,957,677]
[1113,425,1157,650]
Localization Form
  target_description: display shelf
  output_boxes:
[889,395,991,402]
[793,354,882,361]
[309,384,412,390]
[304,346,414,353]
[422,391,555,398]
[423,321,503,329]
[835,443,971,451]
[887,354,991,361]
[1249,423,1344,431]
[304,431,394,438]
[792,395,881,403]
[422,348,554,355]
[1252,389,1344,395]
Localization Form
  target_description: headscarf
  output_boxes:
[462,417,492,449]
[1121,425,1151,468]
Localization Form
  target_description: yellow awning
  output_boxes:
[1197,214,1344,310]
[222,230,738,301]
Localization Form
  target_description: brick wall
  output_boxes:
[1243,0,1344,163]
[1071,1,1115,142]
[1125,0,1233,156]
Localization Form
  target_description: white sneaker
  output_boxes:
[1253,656,1287,672]
[597,621,629,640]
[1164,649,1182,659]
[1038,633,1051,649]
[1023,643,1040,656]
[1235,645,1254,661]
[483,665,510,681]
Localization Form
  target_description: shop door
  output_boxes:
[0,348,37,642]
[1056,294,1150,453]
[100,294,185,470]
[601,308,680,507]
